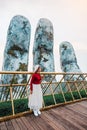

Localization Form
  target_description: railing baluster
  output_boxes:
[59,84,66,103]
[67,81,75,101]
[10,85,15,115]
[74,82,82,99]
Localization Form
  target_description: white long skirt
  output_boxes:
[28,84,43,110]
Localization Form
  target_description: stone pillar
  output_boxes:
[59,41,84,81]
[33,18,57,94]
[33,18,55,81]
[1,15,31,100]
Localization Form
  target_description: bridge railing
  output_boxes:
[0,71,87,121]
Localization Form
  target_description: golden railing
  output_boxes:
[0,71,87,121]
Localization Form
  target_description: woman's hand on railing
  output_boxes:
[41,75,44,79]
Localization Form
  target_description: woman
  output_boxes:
[28,65,43,116]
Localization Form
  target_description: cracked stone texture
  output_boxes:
[59,41,84,81]
[33,18,55,82]
[1,15,31,100]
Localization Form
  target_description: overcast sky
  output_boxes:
[0,0,87,72]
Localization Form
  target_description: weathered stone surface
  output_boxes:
[1,15,31,100]
[33,18,55,81]
[33,18,57,94]
[59,41,84,81]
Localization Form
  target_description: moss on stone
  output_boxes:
[18,63,27,71]
[7,50,17,58]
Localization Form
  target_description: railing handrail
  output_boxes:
[0,71,87,74]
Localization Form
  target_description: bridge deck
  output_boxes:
[0,101,87,130]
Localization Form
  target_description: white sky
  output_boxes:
[0,0,87,72]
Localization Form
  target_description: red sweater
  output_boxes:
[30,73,41,91]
